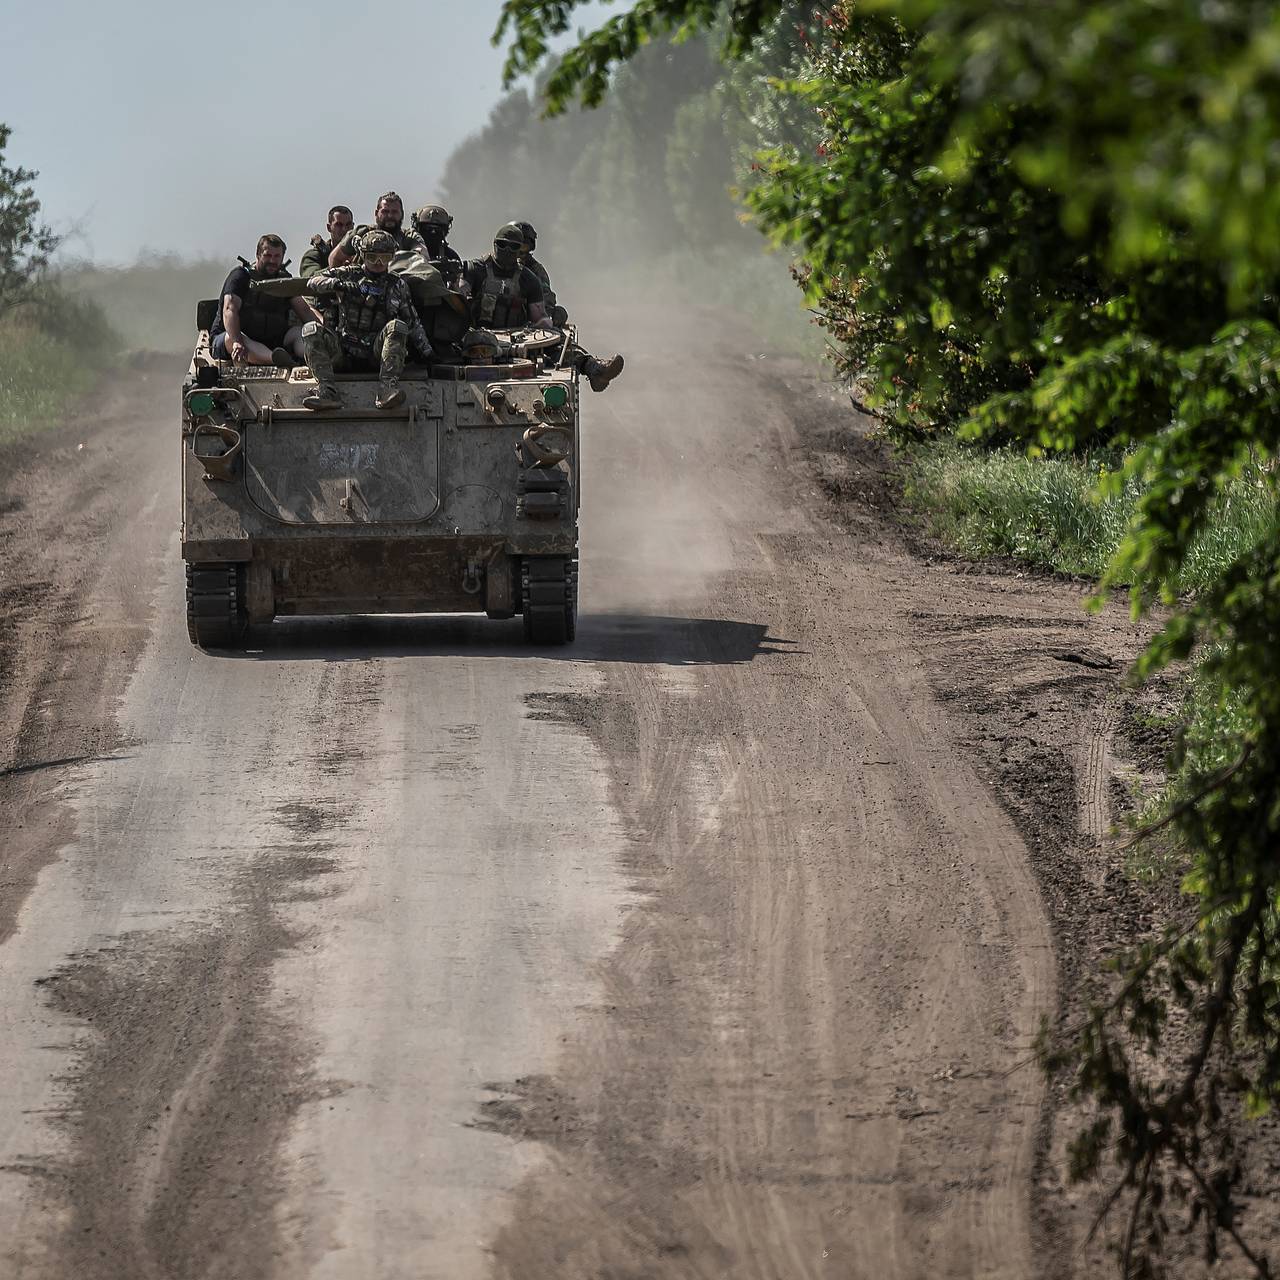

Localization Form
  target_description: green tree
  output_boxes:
[498,0,1280,1272]
[0,124,59,309]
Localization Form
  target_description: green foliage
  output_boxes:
[0,301,115,443]
[444,19,820,336]
[906,443,1279,587]
[495,0,786,111]
[0,124,117,441]
[0,123,59,309]
[504,0,1280,1270]
[441,38,728,261]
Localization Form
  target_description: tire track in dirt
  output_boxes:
[472,335,1055,1279]
[4,627,382,1279]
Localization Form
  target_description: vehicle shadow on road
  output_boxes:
[224,613,797,667]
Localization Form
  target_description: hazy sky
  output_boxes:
[6,0,607,265]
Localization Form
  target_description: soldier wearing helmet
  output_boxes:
[329,191,428,268]
[458,222,549,330]
[459,223,624,392]
[413,204,463,287]
[300,229,433,412]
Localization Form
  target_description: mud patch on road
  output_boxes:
[0,364,180,948]
[10,851,340,1280]
[273,798,352,844]
[474,1075,592,1149]
[523,690,610,729]
[931,619,1280,1273]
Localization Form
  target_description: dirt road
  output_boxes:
[0,314,1122,1278]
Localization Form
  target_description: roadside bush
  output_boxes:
[0,301,114,442]
[0,123,118,440]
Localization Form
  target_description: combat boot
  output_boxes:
[585,353,624,393]
[271,346,296,369]
[301,324,341,409]
[376,380,405,411]
[303,385,341,411]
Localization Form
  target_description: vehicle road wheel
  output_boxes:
[186,562,248,649]
[521,556,577,646]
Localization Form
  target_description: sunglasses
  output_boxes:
[364,253,393,267]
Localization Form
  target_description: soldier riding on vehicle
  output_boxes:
[460,223,624,393]
[330,191,427,267]
[413,204,464,287]
[459,222,547,329]
[299,229,432,412]
[301,204,354,280]
[209,234,317,367]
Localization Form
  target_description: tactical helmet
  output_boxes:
[414,204,453,230]
[515,221,537,250]
[461,329,502,362]
[360,229,397,260]
[495,222,526,251]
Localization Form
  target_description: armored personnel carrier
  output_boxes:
[181,303,580,648]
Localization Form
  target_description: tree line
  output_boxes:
[440,16,818,268]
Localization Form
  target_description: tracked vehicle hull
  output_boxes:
[181,331,580,647]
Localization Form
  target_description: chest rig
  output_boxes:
[478,262,528,328]
[338,272,394,341]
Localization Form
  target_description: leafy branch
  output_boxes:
[0,124,59,310]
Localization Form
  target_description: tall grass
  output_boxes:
[0,291,117,443]
[905,439,1278,591]
[906,438,1278,880]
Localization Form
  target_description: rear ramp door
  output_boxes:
[244,417,440,524]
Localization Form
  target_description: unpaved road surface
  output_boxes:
[0,313,1152,1278]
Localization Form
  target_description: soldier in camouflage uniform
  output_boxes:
[329,191,428,267]
[301,230,433,412]
[461,223,624,393]
[413,205,464,287]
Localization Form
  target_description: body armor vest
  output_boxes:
[338,274,394,341]
[478,261,528,328]
[239,267,294,347]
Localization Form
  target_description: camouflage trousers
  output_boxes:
[555,339,592,372]
[302,319,408,386]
